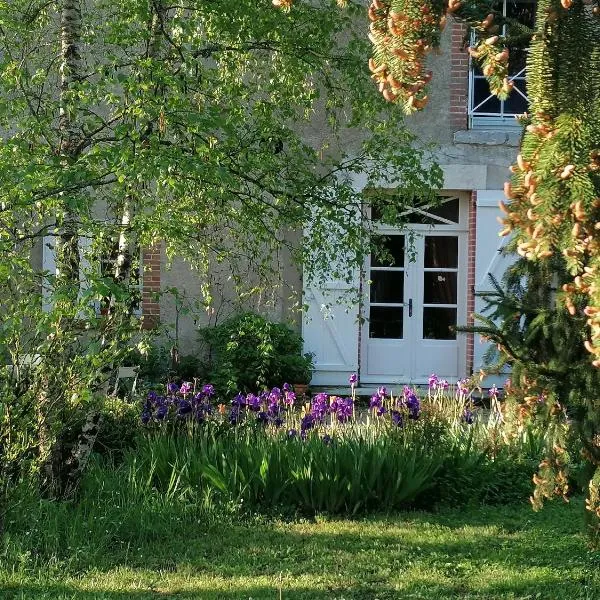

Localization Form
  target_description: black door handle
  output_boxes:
[408,298,412,317]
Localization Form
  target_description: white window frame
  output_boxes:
[42,233,143,317]
[468,0,532,129]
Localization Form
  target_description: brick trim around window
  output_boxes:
[141,244,161,329]
[449,18,469,130]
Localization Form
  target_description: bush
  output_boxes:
[200,312,314,395]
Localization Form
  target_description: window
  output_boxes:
[469,0,536,129]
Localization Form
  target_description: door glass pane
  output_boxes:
[424,236,458,268]
[371,236,404,267]
[370,271,404,304]
[423,308,457,340]
[369,306,403,339]
[424,272,457,304]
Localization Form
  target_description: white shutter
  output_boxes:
[302,272,360,386]
[302,192,361,386]
[473,190,515,386]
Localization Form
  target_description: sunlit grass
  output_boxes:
[2,499,599,599]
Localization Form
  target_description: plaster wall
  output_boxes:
[158,21,521,356]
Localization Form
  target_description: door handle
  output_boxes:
[408,298,412,317]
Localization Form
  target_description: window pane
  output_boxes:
[504,82,528,114]
[428,198,459,223]
[423,308,457,340]
[472,79,501,113]
[424,272,457,304]
[371,236,404,267]
[369,306,403,339]
[424,237,458,268]
[370,271,404,304]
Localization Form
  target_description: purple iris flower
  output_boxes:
[369,393,382,410]
[268,401,282,418]
[257,411,269,424]
[284,391,296,405]
[287,428,297,438]
[141,409,152,424]
[335,397,353,422]
[457,378,469,396]
[283,383,291,392]
[349,373,358,385]
[462,409,475,424]
[202,384,215,396]
[438,379,449,390]
[428,374,438,389]
[147,391,158,403]
[377,386,387,398]
[391,410,404,428]
[489,384,499,399]
[180,381,192,395]
[273,417,284,428]
[246,393,261,412]
[311,393,329,420]
[301,413,315,431]
[406,396,420,420]
[229,406,241,425]
[177,399,192,417]
[377,406,387,416]
[231,392,246,407]
[269,387,282,402]
[167,382,179,394]
[155,404,168,421]
[322,434,333,446]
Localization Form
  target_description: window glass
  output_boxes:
[469,0,535,123]
[369,307,403,339]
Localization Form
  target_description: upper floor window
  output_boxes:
[469,0,536,129]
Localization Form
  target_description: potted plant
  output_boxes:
[283,352,314,397]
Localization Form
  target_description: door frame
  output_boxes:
[360,194,470,385]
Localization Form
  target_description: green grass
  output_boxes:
[2,499,599,599]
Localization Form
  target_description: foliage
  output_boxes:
[0,0,440,499]
[467,252,600,536]
[200,313,314,395]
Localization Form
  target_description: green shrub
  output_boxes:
[200,312,314,395]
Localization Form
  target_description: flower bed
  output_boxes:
[129,374,544,513]
[140,374,483,437]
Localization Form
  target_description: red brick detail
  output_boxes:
[449,19,469,130]
[141,244,161,329]
[466,191,477,375]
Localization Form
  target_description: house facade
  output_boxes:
[38,7,528,388]
[303,7,530,388]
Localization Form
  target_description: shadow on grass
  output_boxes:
[3,499,600,599]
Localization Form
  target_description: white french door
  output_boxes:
[362,196,468,384]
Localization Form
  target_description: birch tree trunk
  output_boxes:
[110,1,166,308]
[55,0,82,295]
[38,0,84,497]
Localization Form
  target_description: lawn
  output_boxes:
[2,498,599,600]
